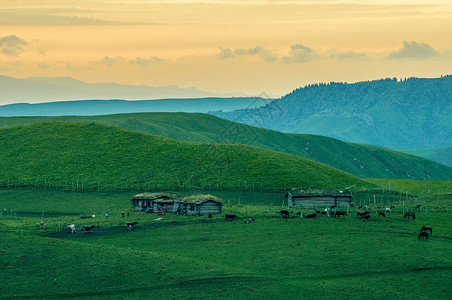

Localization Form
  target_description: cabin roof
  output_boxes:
[131,192,177,200]
[181,194,223,204]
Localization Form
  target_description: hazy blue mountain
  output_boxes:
[212,76,452,149]
[0,98,272,117]
[0,75,248,104]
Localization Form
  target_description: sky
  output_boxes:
[1,0,452,98]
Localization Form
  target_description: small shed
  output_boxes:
[180,194,223,216]
[285,190,353,208]
[131,193,176,213]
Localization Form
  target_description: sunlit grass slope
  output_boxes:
[0,122,369,191]
[0,113,450,180]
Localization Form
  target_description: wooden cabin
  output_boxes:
[178,194,223,216]
[131,193,176,213]
[285,190,353,208]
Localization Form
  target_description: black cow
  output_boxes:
[335,211,347,218]
[225,214,238,221]
[305,213,317,219]
[244,218,255,224]
[280,210,289,218]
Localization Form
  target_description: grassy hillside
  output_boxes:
[1,113,451,180]
[0,122,369,192]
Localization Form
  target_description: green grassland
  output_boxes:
[0,122,370,192]
[0,113,450,180]
[0,187,451,299]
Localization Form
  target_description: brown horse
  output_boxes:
[421,226,432,234]
[418,232,429,240]
[404,212,415,220]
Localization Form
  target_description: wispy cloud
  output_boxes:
[37,62,51,69]
[387,41,439,60]
[0,35,27,57]
[282,44,319,64]
[96,56,164,67]
[216,46,277,63]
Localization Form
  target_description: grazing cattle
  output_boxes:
[225,214,238,221]
[421,226,432,234]
[360,215,370,220]
[418,231,429,240]
[244,218,255,224]
[67,224,76,233]
[280,210,289,218]
[330,205,336,209]
[296,212,302,218]
[404,212,416,220]
[415,205,422,210]
[305,213,317,219]
[334,211,347,218]
[378,211,386,217]
[81,225,95,232]
[385,207,391,213]
[126,222,138,231]
[39,222,47,229]
[320,211,327,215]
[357,211,370,217]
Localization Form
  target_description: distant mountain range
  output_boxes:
[0,98,270,117]
[212,76,452,149]
[0,75,248,104]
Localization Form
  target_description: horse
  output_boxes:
[280,210,289,219]
[67,224,76,233]
[334,211,347,218]
[126,222,138,231]
[421,226,432,234]
[378,211,386,217]
[225,214,238,221]
[305,213,317,219]
[404,212,415,220]
[418,232,429,240]
[81,225,95,232]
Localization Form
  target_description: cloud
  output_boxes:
[37,62,51,69]
[0,35,27,57]
[282,44,319,64]
[97,56,127,67]
[387,41,438,60]
[129,57,164,68]
[328,49,371,61]
[216,46,277,63]
[96,56,164,68]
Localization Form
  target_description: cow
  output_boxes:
[404,212,416,220]
[81,225,95,232]
[334,211,347,218]
[244,218,255,224]
[225,214,238,221]
[126,222,138,231]
[378,211,386,217]
[415,205,422,210]
[360,215,370,220]
[39,222,47,229]
[418,232,429,240]
[305,213,317,219]
[280,210,289,218]
[67,224,76,233]
[357,211,370,217]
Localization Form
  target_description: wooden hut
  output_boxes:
[179,194,223,216]
[131,193,176,213]
[285,190,353,208]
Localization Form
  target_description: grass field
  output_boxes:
[1,187,451,299]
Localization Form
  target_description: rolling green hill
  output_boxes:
[0,122,369,192]
[1,113,451,180]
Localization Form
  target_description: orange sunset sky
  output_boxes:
[1,0,452,97]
